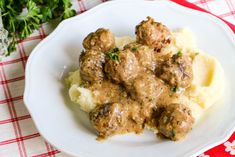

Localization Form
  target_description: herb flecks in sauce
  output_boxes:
[176,51,183,57]
[131,47,138,52]
[171,86,179,93]
[107,48,120,61]
[81,50,85,54]
[80,17,194,141]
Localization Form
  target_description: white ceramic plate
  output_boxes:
[24,1,235,157]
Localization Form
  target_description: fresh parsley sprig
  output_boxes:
[16,1,43,39]
[0,0,76,56]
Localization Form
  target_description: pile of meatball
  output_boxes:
[79,17,194,141]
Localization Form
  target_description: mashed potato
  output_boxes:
[186,53,224,110]
[66,28,224,123]
[65,70,96,112]
[68,84,96,112]
[65,70,82,86]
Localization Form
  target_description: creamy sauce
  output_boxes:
[67,17,224,141]
[79,17,195,141]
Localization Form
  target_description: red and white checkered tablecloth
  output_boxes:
[0,0,234,157]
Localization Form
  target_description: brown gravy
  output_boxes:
[80,17,194,141]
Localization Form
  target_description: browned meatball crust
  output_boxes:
[78,17,197,141]
[79,50,105,83]
[124,42,156,71]
[135,16,172,51]
[104,49,140,85]
[158,103,194,141]
[156,53,193,88]
[127,73,164,104]
[88,81,127,105]
[90,103,128,139]
[90,102,144,139]
[83,28,115,52]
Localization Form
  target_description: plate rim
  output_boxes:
[24,1,235,157]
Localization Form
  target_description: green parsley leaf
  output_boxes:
[1,0,76,56]
[107,52,119,61]
[16,0,43,39]
[171,86,179,93]
[59,0,76,20]
[107,47,120,61]
[80,49,85,54]
[176,51,182,57]
[112,47,119,53]
[171,130,176,138]
[131,47,138,52]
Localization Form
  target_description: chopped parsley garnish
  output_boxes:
[131,47,138,52]
[171,86,179,93]
[107,52,119,61]
[80,49,85,54]
[171,130,176,138]
[112,47,119,53]
[176,51,182,57]
[192,52,199,60]
[107,47,120,61]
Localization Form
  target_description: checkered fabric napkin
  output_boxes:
[0,0,234,157]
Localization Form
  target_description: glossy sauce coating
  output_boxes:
[80,17,194,141]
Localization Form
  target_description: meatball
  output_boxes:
[79,50,105,83]
[83,28,115,52]
[90,102,144,139]
[135,16,172,51]
[104,49,140,85]
[154,53,172,71]
[128,74,165,104]
[158,103,194,141]
[90,103,127,139]
[124,42,156,71]
[88,81,127,105]
[156,53,193,88]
